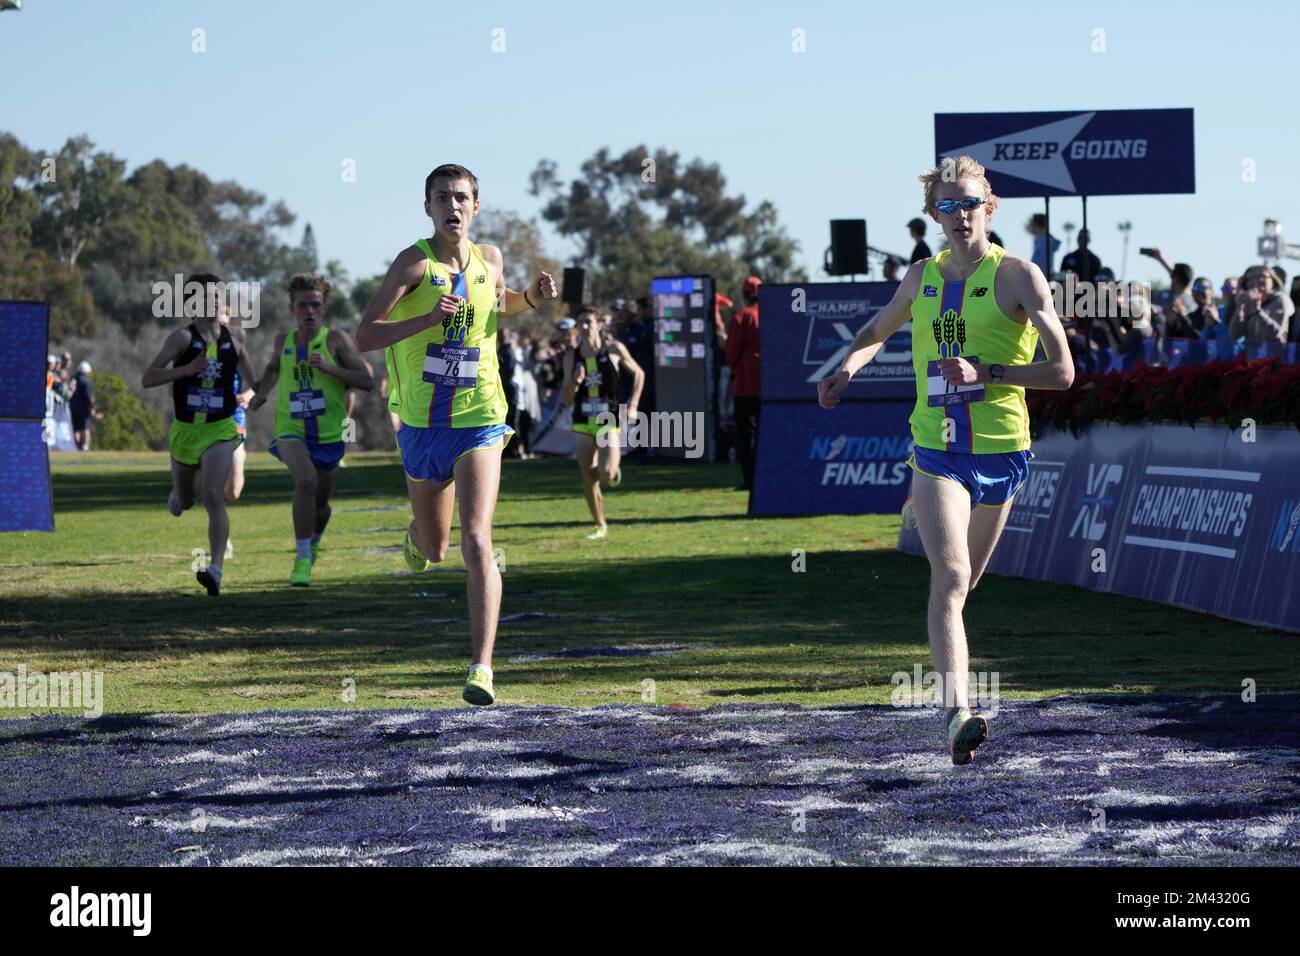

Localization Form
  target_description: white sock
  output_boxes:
[296,538,312,560]
[469,663,493,679]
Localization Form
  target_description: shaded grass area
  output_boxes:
[0,451,1295,715]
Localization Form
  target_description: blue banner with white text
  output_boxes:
[935,109,1195,198]
[898,422,1300,632]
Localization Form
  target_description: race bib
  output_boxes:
[926,356,985,408]
[581,398,611,419]
[290,388,326,419]
[423,343,479,388]
[186,387,224,413]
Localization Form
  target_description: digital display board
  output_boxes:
[651,275,715,461]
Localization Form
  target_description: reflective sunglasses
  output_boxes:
[934,197,988,215]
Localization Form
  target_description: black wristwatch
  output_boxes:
[989,364,1005,383]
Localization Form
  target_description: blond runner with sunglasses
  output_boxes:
[819,156,1075,764]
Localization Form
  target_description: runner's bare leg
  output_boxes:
[911,469,974,712]
[453,445,504,667]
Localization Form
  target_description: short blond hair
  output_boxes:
[287,273,332,305]
[918,155,999,216]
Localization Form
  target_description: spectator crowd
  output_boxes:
[895,216,1300,371]
[45,351,100,450]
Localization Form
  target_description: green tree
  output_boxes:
[350,274,382,317]
[0,134,97,339]
[322,258,354,323]
[529,146,802,304]
[474,207,564,337]
[92,372,166,451]
[30,135,129,269]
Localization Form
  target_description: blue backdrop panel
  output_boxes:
[935,108,1194,198]
[899,422,1300,632]
[758,282,911,402]
[751,401,913,517]
[0,421,54,532]
[0,301,50,419]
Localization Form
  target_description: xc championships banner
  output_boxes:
[935,108,1195,198]
[899,422,1300,632]
[753,282,914,516]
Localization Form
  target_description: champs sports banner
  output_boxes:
[898,422,1300,632]
[753,282,914,516]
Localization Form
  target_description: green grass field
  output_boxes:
[1,451,1295,716]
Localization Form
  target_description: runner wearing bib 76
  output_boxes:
[355,163,558,707]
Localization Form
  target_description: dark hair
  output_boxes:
[1172,263,1193,286]
[574,305,599,321]
[1029,213,1047,228]
[907,217,926,236]
[425,164,479,202]
[288,273,332,305]
[186,274,223,319]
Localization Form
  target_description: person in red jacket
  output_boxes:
[721,275,762,490]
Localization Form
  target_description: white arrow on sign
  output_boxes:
[941,112,1095,193]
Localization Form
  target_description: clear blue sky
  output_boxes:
[3,0,1296,292]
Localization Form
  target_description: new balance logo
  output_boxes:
[474,274,486,284]
[431,276,447,286]
[971,287,989,297]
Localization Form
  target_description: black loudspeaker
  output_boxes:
[562,267,585,308]
[827,219,868,276]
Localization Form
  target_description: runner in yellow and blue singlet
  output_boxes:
[355,164,558,708]
[249,274,373,588]
[906,242,1039,508]
[817,157,1075,766]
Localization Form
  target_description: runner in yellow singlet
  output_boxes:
[249,274,374,587]
[142,274,260,597]
[355,164,558,706]
[560,305,644,540]
[818,156,1075,764]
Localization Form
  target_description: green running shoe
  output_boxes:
[310,540,320,564]
[585,525,607,541]
[462,667,495,706]
[948,709,989,766]
[290,556,312,587]
[403,530,432,572]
